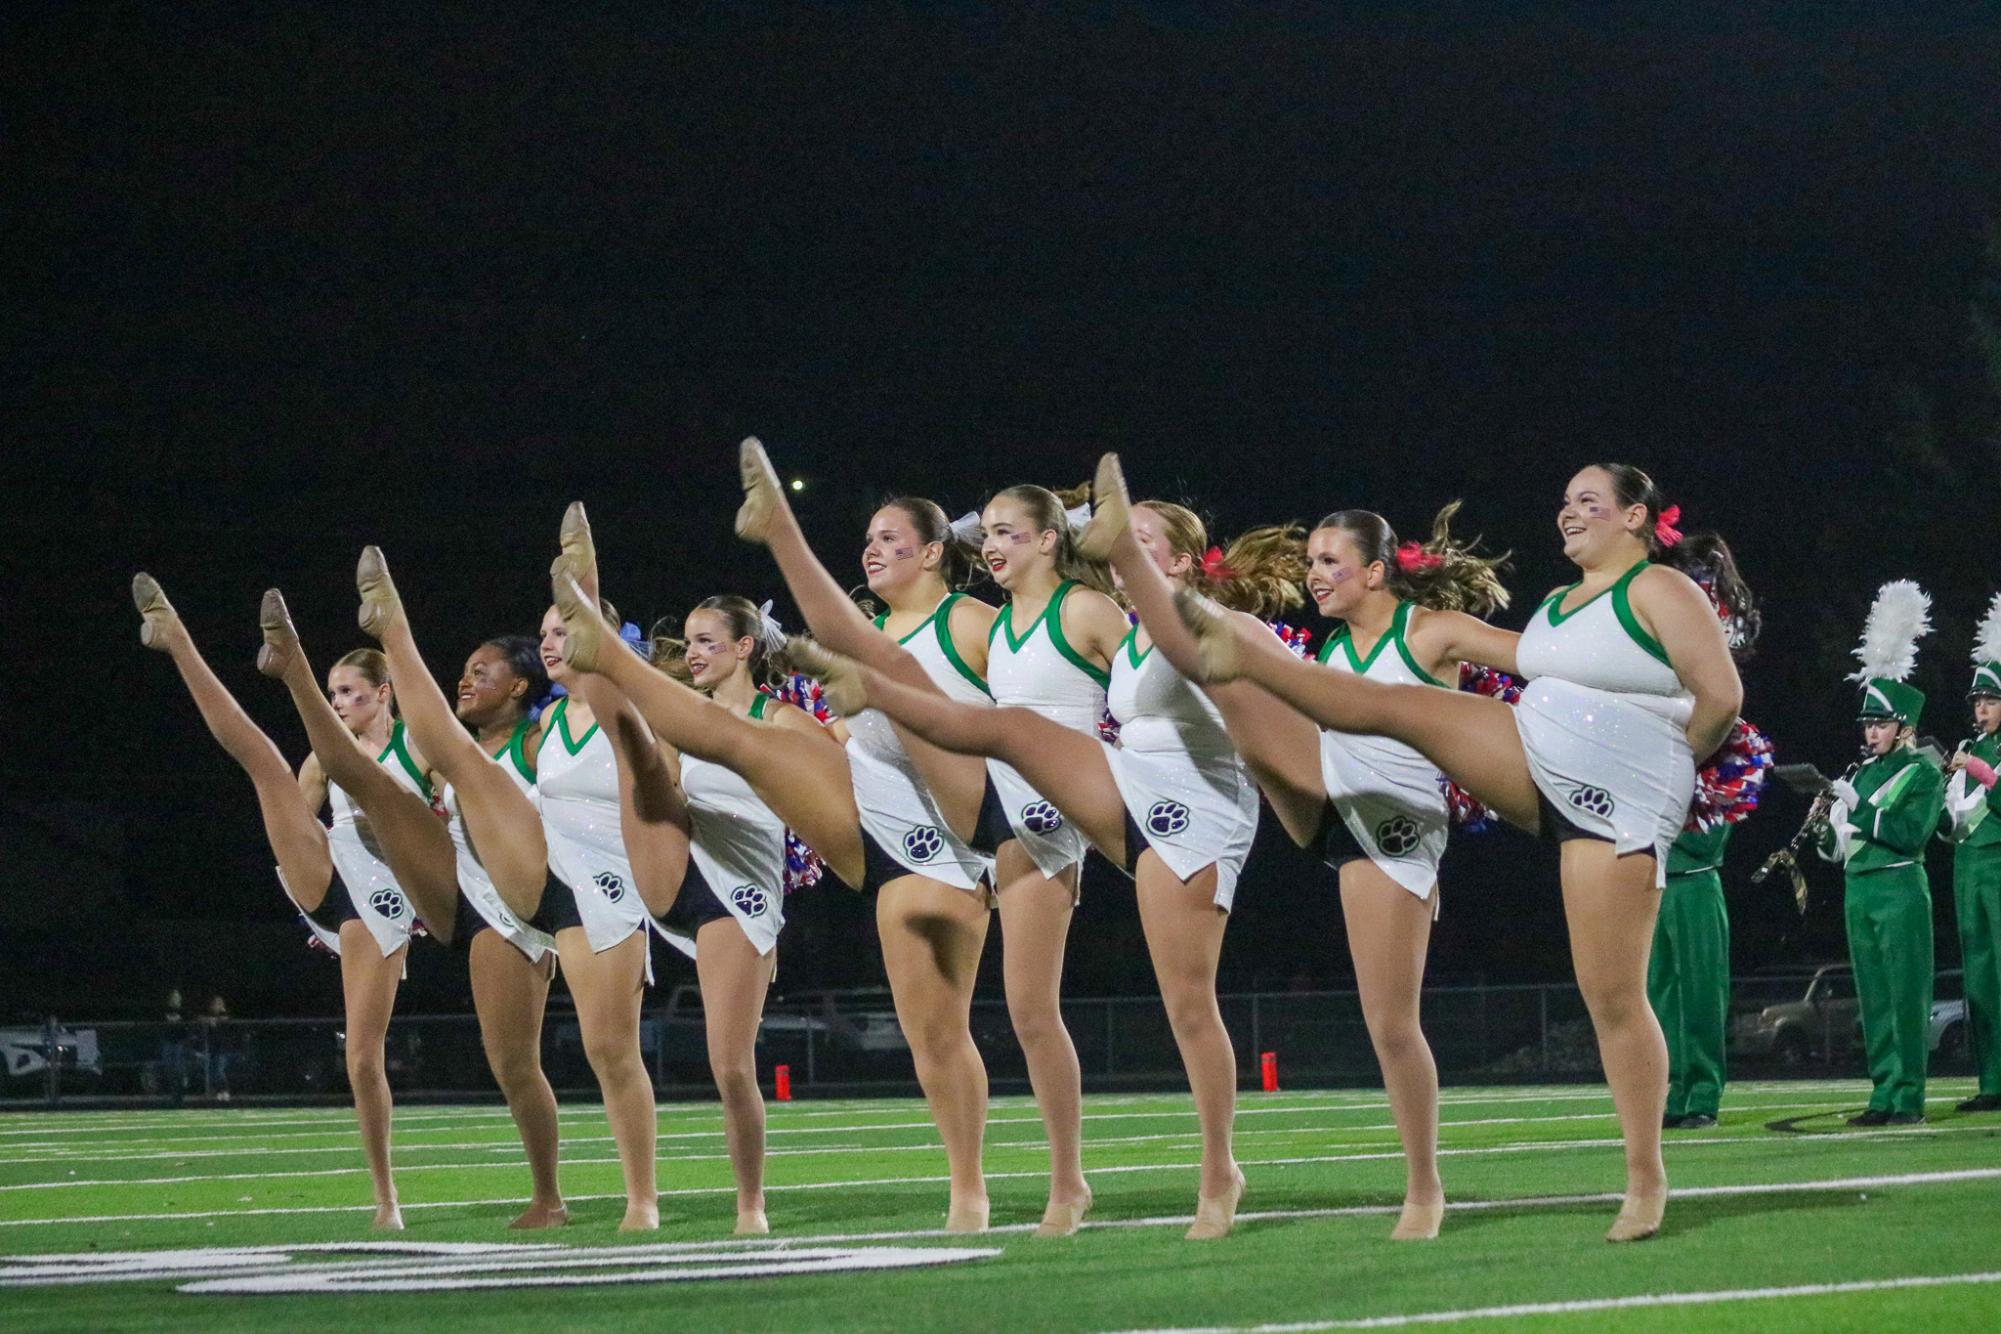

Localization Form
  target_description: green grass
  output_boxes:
[3,1080,1999,1332]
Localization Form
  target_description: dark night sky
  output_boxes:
[7,3,2001,1017]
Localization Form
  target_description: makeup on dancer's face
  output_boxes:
[457,644,518,722]
[539,605,571,684]
[326,665,384,734]
[1305,528,1369,615]
[1559,469,1632,557]
[863,508,928,594]
[683,609,747,689]
[979,498,1045,589]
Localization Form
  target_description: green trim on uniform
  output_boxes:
[548,696,598,755]
[877,592,993,697]
[749,693,771,721]
[493,714,536,783]
[382,720,432,800]
[1041,581,1114,687]
[1122,623,1152,669]
[1387,601,1450,689]
[1609,562,1671,666]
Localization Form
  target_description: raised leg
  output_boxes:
[335,921,406,1228]
[841,660,1131,863]
[1134,856,1242,1238]
[694,917,777,1234]
[992,850,1092,1236]
[1181,597,1542,831]
[877,875,992,1230]
[356,548,549,916]
[1338,863,1444,1239]
[468,931,567,1228]
[555,585,866,887]
[574,673,694,918]
[556,927,659,1230]
[1560,841,1669,1242]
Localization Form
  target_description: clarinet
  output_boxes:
[1753,748,1867,916]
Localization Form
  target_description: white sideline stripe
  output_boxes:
[1110,1270,2001,1333]
[3,1126,1992,1207]
[0,1097,1899,1169]
[2,1165,1994,1235]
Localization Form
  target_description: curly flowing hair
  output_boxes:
[1138,500,1307,619]
[1314,502,1511,615]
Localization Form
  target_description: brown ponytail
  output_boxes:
[1138,500,1308,619]
[1314,502,1511,615]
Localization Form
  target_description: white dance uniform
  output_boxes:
[538,697,653,959]
[1316,601,1451,902]
[984,580,1106,882]
[1105,625,1261,910]
[657,693,790,959]
[284,720,426,958]
[846,592,997,894]
[442,717,554,962]
[1514,560,1695,886]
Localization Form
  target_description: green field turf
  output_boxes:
[3,1079,1999,1332]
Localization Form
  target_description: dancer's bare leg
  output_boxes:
[1339,865,1443,1239]
[804,650,1131,863]
[468,932,567,1228]
[557,928,659,1230]
[694,918,777,1234]
[877,876,992,1231]
[256,590,460,933]
[356,547,549,917]
[1136,858,1242,1239]
[575,674,694,918]
[735,438,988,830]
[336,921,406,1229]
[134,577,338,907]
[1178,595,1542,829]
[993,851,1092,1236]
[1562,841,1670,1242]
[553,575,866,887]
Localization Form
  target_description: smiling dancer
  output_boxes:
[1173,464,1749,1242]
[774,479,1309,1243]
[133,576,418,1229]
[1074,454,1517,1240]
[254,593,570,1228]
[351,548,660,1230]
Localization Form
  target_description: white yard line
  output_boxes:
[1110,1269,2001,1333]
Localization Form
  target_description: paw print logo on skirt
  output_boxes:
[1567,785,1616,819]
[903,826,944,862]
[1020,801,1064,835]
[1374,815,1421,857]
[592,871,627,903]
[1146,801,1192,837]
[730,884,770,917]
[367,888,410,919]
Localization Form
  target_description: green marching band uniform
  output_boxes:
[1941,597,2001,1111]
[1815,661,1944,1121]
[1649,823,1733,1125]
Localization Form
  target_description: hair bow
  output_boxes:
[946,511,985,544]
[1395,541,1443,573]
[1064,500,1093,535]
[1654,503,1684,548]
[1199,545,1236,581]
[754,599,787,653]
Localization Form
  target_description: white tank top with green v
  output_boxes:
[1511,560,1696,882]
[442,716,555,962]
[844,592,996,893]
[982,580,1106,880]
[537,696,651,958]
[1314,601,1452,899]
[308,719,430,957]
[666,692,788,959]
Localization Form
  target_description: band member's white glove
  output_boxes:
[1829,778,1861,809]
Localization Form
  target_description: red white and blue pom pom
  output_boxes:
[1686,717,1773,832]
[1267,621,1314,659]
[1097,706,1122,746]
[766,673,836,723]
[783,831,826,895]
[1441,662,1525,830]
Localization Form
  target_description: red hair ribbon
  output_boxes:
[1654,503,1684,548]
[1199,545,1236,581]
[1395,541,1443,573]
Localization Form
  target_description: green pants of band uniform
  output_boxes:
[1844,863,1934,1116]
[1956,844,2001,1097]
[1647,869,1729,1118]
